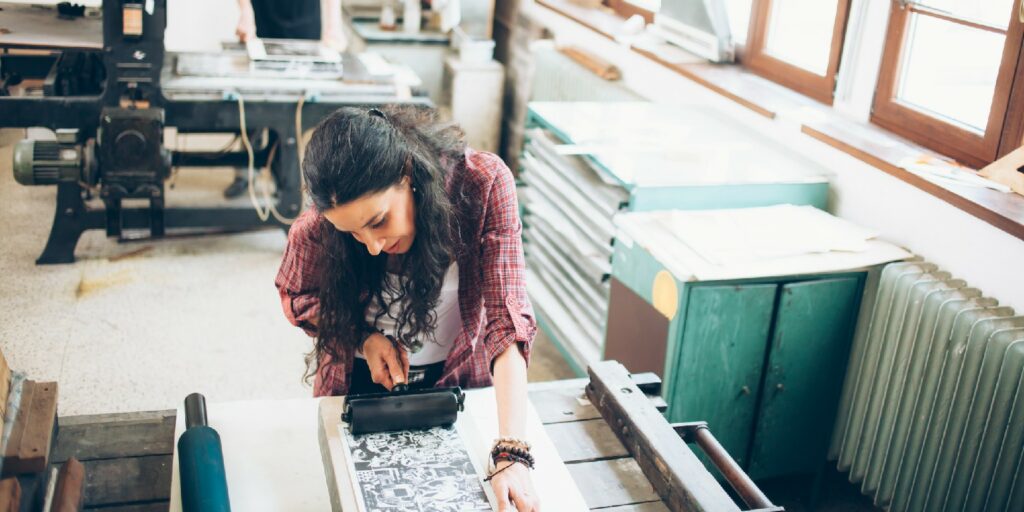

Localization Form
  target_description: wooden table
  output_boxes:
[49,379,670,511]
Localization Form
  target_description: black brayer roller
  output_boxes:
[342,385,466,435]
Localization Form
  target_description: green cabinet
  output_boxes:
[518,102,832,371]
[671,284,777,469]
[605,210,910,479]
[747,278,863,477]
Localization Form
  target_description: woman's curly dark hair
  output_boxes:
[300,105,467,384]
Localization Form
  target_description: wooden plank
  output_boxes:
[16,382,56,473]
[565,458,659,509]
[545,418,628,463]
[802,121,1024,242]
[52,415,176,463]
[528,383,601,424]
[58,411,175,428]
[599,502,671,512]
[587,361,740,511]
[0,478,19,512]
[3,381,59,476]
[84,503,168,512]
[78,456,171,507]
[3,385,33,470]
[51,458,85,512]
[0,348,11,423]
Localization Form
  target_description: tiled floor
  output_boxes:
[0,129,574,416]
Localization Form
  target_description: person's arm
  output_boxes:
[476,153,539,511]
[321,0,348,52]
[275,210,326,337]
[493,345,528,437]
[236,0,257,42]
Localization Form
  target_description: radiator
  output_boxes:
[829,260,1024,511]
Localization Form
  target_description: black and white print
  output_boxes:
[345,426,490,511]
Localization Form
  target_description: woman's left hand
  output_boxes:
[490,460,540,512]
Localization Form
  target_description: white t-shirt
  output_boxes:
[356,262,461,366]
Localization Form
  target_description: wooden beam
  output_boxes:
[50,457,85,512]
[0,478,19,512]
[2,381,58,476]
[0,349,11,426]
[586,361,740,511]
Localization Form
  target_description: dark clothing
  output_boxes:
[348,358,445,396]
[251,0,321,40]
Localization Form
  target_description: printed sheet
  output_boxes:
[342,426,490,511]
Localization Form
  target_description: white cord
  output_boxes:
[236,93,302,224]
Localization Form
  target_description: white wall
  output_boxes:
[528,3,1024,312]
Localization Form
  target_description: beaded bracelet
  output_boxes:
[491,446,535,468]
[493,452,534,469]
[490,443,533,459]
[493,436,532,451]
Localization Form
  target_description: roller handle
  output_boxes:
[185,392,208,430]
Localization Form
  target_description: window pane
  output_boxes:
[724,0,752,46]
[912,0,1015,30]
[764,0,840,76]
[897,13,1005,132]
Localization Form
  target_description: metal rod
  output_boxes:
[678,423,774,510]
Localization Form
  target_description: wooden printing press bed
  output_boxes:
[35,362,777,511]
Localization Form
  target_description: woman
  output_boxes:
[275,106,540,511]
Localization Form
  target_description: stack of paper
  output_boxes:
[663,204,879,266]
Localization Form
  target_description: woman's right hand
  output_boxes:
[235,5,257,42]
[362,333,409,390]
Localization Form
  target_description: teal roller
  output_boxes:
[178,393,231,512]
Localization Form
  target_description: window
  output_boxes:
[724,0,753,47]
[744,0,853,104]
[872,0,1024,168]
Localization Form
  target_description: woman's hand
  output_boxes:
[321,26,348,53]
[235,6,256,42]
[490,461,539,512]
[361,333,409,390]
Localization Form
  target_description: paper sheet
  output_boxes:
[664,205,879,266]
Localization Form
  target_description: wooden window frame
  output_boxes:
[871,1,1024,169]
[604,0,655,24]
[744,0,853,105]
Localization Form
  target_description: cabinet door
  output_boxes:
[748,276,862,479]
[668,283,778,468]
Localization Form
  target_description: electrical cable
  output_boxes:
[236,93,304,224]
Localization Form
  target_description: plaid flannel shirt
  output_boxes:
[275,149,536,396]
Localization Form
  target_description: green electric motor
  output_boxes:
[12,129,96,186]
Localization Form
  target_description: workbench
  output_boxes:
[46,379,673,511]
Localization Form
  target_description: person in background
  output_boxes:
[225,0,347,198]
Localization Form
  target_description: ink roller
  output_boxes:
[177,393,231,512]
[342,384,466,435]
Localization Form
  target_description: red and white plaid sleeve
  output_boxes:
[476,152,536,369]
[275,209,325,337]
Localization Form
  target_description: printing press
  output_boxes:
[0,0,429,264]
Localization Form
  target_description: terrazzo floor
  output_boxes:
[0,129,574,417]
